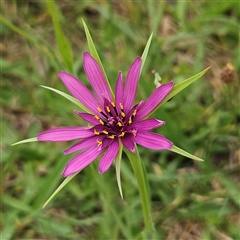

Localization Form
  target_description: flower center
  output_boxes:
[93,101,137,140]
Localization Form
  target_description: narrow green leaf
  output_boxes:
[11,137,38,146]
[141,32,153,74]
[40,85,90,113]
[82,19,114,96]
[160,67,210,107]
[42,173,78,209]
[46,1,73,72]
[115,142,123,199]
[170,145,204,162]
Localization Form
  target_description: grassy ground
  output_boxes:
[1,1,239,239]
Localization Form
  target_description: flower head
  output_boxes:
[37,52,174,177]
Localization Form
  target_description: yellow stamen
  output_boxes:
[97,107,102,112]
[106,106,110,112]
[97,140,102,146]
[94,129,100,135]
[99,119,104,125]
[119,132,125,137]
[133,110,137,116]
[94,115,100,120]
[128,117,132,124]
[88,124,92,128]
[117,122,122,127]
[120,103,124,110]
[108,135,115,139]
[102,130,108,135]
[111,102,115,107]
[121,111,125,117]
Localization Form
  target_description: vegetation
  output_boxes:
[2,1,239,239]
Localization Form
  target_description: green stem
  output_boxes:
[125,147,154,236]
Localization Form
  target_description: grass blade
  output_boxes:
[46,1,73,72]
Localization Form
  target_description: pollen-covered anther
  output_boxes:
[133,109,137,117]
[108,135,115,139]
[94,115,100,120]
[128,117,132,125]
[117,122,122,127]
[119,132,125,137]
[99,119,105,125]
[111,102,115,107]
[88,124,92,128]
[97,140,102,146]
[106,106,111,113]
[97,107,108,118]
[120,103,124,110]
[102,130,109,135]
[121,112,125,117]
[94,129,100,135]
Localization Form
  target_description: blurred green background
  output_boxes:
[1,1,239,239]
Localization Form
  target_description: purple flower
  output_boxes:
[37,52,174,177]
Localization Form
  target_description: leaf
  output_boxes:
[42,173,78,209]
[82,19,114,96]
[115,143,123,199]
[141,32,153,74]
[11,137,38,146]
[159,67,211,107]
[170,145,204,162]
[40,85,90,113]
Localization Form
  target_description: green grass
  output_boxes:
[1,1,239,239]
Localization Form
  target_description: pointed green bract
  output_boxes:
[140,32,153,74]
[82,19,114,97]
[115,143,123,199]
[170,145,204,162]
[147,67,210,118]
[40,85,90,113]
[12,137,38,146]
[160,67,210,107]
[42,173,78,209]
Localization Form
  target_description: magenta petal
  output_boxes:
[128,118,165,131]
[58,71,100,114]
[83,52,112,103]
[74,110,99,125]
[37,127,93,142]
[121,135,135,152]
[134,131,173,150]
[123,57,142,112]
[63,136,100,154]
[115,72,124,111]
[62,147,103,177]
[136,82,174,120]
[98,140,119,174]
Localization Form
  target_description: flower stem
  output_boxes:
[125,147,155,236]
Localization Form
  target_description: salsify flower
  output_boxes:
[37,52,174,177]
